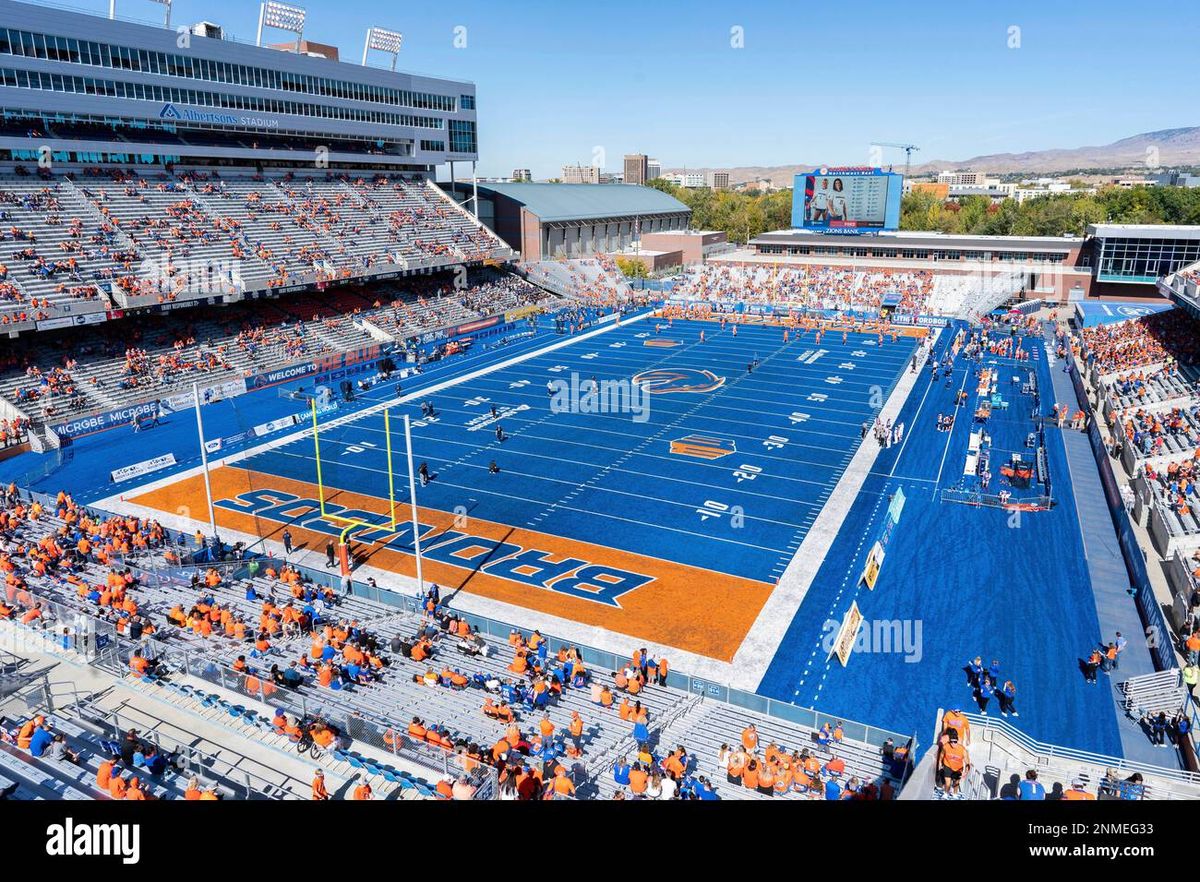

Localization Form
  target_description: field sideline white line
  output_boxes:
[729,327,941,692]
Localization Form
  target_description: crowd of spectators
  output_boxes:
[1079,310,1200,375]
[673,264,934,315]
[1121,406,1200,459]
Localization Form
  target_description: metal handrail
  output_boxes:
[961,709,1200,786]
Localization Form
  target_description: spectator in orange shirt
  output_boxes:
[311,770,329,800]
[741,723,758,751]
[1062,778,1097,800]
[627,763,648,796]
[550,766,576,798]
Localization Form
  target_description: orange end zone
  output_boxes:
[129,465,775,661]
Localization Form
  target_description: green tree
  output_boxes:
[615,256,649,278]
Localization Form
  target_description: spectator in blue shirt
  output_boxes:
[1113,632,1127,669]
[998,680,1019,717]
[965,656,984,688]
[28,722,54,758]
[695,776,719,800]
[1146,711,1169,746]
[977,677,995,715]
[1118,773,1145,800]
[613,756,631,788]
[1018,769,1045,800]
[824,778,843,800]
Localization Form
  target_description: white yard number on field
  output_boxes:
[789,411,810,424]
[342,440,377,456]
[763,435,788,450]
[464,396,490,406]
[547,365,569,373]
[697,500,730,521]
[733,464,762,483]
[635,332,650,338]
[581,352,599,360]
[609,341,626,349]
[807,393,828,403]
[508,379,530,389]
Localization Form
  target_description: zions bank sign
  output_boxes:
[160,102,280,129]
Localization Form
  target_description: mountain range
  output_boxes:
[663,127,1200,185]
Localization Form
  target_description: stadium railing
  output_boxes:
[1164,549,1199,633]
[940,487,1054,511]
[0,583,120,663]
[90,637,499,799]
[11,675,301,800]
[938,707,1200,800]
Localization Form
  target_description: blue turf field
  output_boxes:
[239,317,917,584]
[757,326,1124,755]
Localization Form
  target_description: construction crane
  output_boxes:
[872,142,920,178]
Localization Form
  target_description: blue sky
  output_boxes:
[92,0,1198,178]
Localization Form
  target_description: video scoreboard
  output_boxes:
[792,167,903,234]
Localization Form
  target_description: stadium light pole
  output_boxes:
[192,383,219,542]
[402,414,425,593]
[472,162,479,219]
[257,1,306,52]
[362,27,403,71]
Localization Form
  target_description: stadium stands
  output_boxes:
[670,264,936,316]
[0,486,913,799]
[0,176,125,324]
[0,169,513,323]
[926,270,1026,319]
[1073,311,1200,558]
[0,267,560,426]
[1079,309,1200,378]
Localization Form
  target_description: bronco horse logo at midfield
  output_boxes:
[632,368,726,395]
